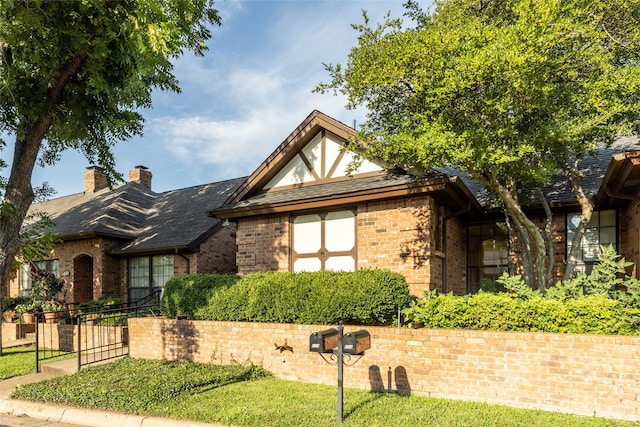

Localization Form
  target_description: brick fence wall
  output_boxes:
[129,318,640,422]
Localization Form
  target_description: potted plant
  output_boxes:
[41,301,65,323]
[3,309,16,322]
[15,301,39,324]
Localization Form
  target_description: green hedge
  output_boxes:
[160,274,240,319]
[404,292,638,335]
[160,269,411,326]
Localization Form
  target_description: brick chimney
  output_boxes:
[129,165,152,190]
[84,166,108,193]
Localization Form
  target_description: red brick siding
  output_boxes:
[194,225,238,274]
[357,197,438,296]
[130,318,640,422]
[445,215,467,295]
[236,215,290,273]
[9,237,125,304]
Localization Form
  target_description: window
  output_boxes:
[19,260,60,298]
[566,210,617,274]
[128,255,174,301]
[467,221,509,293]
[292,210,356,272]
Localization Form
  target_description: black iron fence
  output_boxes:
[36,291,161,372]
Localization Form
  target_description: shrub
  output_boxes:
[2,296,31,312]
[160,274,240,319]
[403,292,637,335]
[403,246,640,335]
[162,269,411,326]
[79,296,121,313]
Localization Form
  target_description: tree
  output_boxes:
[317,0,640,290]
[0,1,220,324]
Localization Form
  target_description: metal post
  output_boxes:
[35,316,39,373]
[337,319,343,423]
[77,314,82,371]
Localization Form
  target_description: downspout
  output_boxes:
[176,249,191,274]
[442,203,472,294]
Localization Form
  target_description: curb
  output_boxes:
[0,399,230,427]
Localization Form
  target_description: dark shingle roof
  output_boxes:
[32,183,155,239]
[441,137,640,209]
[29,177,246,255]
[213,169,451,213]
[114,177,246,254]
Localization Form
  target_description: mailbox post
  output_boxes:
[309,320,370,423]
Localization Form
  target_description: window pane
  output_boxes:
[325,211,355,252]
[567,214,581,231]
[294,258,322,272]
[325,256,355,272]
[152,255,174,287]
[128,257,149,288]
[293,214,322,254]
[599,227,616,247]
[600,210,616,227]
[467,221,509,293]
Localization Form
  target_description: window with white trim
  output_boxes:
[292,210,356,272]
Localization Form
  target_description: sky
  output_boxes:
[19,0,427,197]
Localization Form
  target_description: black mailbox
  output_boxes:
[342,330,371,355]
[309,328,339,353]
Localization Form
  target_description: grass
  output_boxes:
[10,358,636,427]
[0,345,72,380]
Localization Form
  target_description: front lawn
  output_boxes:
[0,345,72,380]
[11,358,634,427]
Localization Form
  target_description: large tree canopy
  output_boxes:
[318,0,640,290]
[0,0,220,345]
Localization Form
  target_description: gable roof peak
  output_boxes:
[226,110,364,204]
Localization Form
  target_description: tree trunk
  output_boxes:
[563,161,594,281]
[539,189,555,288]
[0,120,51,355]
[484,175,548,291]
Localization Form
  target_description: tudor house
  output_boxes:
[6,110,640,303]
[211,110,640,297]
[7,166,243,304]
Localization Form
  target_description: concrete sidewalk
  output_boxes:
[0,354,230,427]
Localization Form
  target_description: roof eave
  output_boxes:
[595,151,640,206]
[213,177,482,219]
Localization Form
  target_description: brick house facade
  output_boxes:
[7,167,243,305]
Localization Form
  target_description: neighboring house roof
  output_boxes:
[28,177,246,255]
[112,178,246,255]
[30,183,155,240]
[442,136,640,211]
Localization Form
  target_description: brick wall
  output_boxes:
[129,318,640,422]
[236,197,465,297]
[194,225,238,274]
[1,323,35,340]
[37,323,127,353]
[236,215,290,273]
[444,215,466,295]
[52,238,123,302]
[357,197,437,296]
